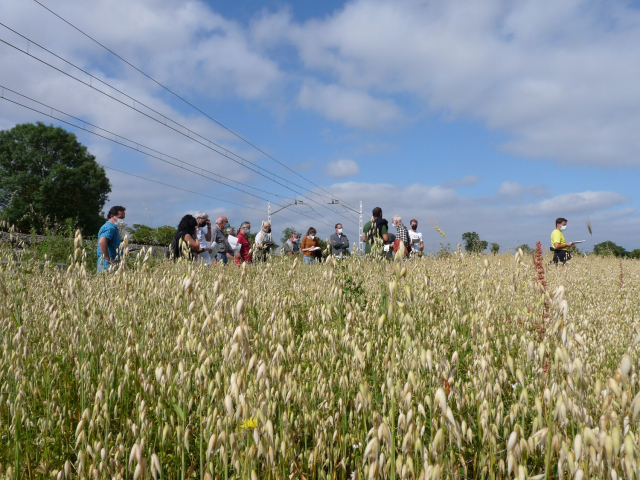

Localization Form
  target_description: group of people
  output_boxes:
[95,205,576,271]
[96,205,427,271]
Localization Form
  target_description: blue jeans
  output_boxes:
[303,256,316,264]
[217,252,228,264]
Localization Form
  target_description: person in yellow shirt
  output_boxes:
[551,217,575,265]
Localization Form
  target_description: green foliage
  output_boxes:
[0,122,111,233]
[128,224,177,246]
[281,226,298,245]
[462,232,488,253]
[630,249,640,259]
[593,240,628,257]
[29,220,98,271]
[490,242,500,255]
[517,244,532,254]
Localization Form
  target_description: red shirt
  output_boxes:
[235,231,252,265]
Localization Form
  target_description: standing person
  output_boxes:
[392,215,411,256]
[330,223,350,258]
[195,211,215,265]
[254,221,274,262]
[551,217,574,265]
[282,232,300,256]
[408,219,424,256]
[169,215,203,260]
[212,215,233,265]
[97,205,126,272]
[301,227,322,264]
[235,222,252,265]
[362,207,389,256]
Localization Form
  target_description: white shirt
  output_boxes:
[196,227,209,249]
[255,230,272,246]
[409,230,423,251]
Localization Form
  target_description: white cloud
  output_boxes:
[256,0,640,167]
[298,81,403,129]
[445,175,481,187]
[325,158,360,178]
[520,191,629,216]
[497,181,549,200]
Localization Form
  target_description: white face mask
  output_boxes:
[560,225,567,231]
[337,229,343,234]
[309,235,315,240]
[116,218,125,225]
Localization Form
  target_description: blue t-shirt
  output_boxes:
[97,221,121,272]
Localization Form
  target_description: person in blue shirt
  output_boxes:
[97,205,126,272]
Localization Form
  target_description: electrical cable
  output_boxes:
[0,91,357,236]
[0,29,358,227]
[30,0,361,212]
[0,84,290,201]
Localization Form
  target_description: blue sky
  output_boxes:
[2,0,640,251]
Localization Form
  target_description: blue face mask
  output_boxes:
[225,222,230,229]
[246,228,251,234]
[560,225,567,231]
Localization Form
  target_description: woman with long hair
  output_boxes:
[301,227,321,264]
[169,214,203,260]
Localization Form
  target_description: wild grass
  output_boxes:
[0,238,639,479]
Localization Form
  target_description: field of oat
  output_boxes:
[1,238,639,480]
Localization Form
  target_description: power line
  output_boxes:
[0,28,358,228]
[103,166,263,211]
[30,0,360,212]
[1,91,358,237]
[0,84,289,201]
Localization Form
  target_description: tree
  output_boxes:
[127,224,177,246]
[490,242,500,255]
[517,244,532,254]
[629,249,640,259]
[462,232,488,253]
[155,225,177,246]
[593,241,628,257]
[281,226,298,245]
[0,122,111,234]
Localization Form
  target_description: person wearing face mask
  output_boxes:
[282,232,300,256]
[195,211,215,265]
[330,223,350,258]
[235,221,253,265]
[254,221,275,262]
[97,205,126,272]
[212,215,233,265]
[408,219,424,257]
[551,217,574,265]
[301,227,322,264]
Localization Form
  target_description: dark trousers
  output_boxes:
[553,250,571,265]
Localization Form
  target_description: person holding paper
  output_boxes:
[551,217,574,265]
[408,219,424,256]
[301,227,322,264]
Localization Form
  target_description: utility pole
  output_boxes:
[268,202,271,223]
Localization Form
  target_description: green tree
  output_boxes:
[462,232,488,253]
[128,224,177,246]
[629,249,640,259]
[281,226,298,245]
[593,241,628,257]
[517,244,532,254]
[0,122,111,234]
[128,224,156,244]
[155,225,177,246]
[489,242,500,255]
